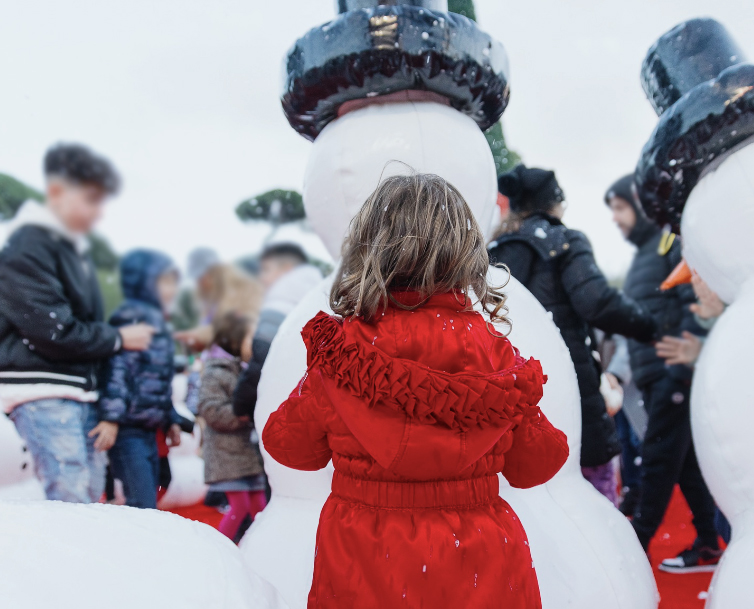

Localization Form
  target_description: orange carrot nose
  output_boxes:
[497,193,509,215]
[661,259,693,291]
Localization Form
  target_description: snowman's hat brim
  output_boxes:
[636,62,754,233]
[281,5,509,141]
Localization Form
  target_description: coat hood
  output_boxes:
[302,302,547,478]
[120,249,176,309]
[5,200,89,254]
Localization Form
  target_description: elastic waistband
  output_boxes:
[331,472,499,509]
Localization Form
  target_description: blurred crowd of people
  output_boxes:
[0,143,321,542]
[0,142,728,572]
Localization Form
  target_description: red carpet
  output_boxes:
[165,502,224,529]
[164,486,716,608]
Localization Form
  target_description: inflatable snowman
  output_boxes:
[0,499,288,609]
[241,2,657,608]
[0,414,44,501]
[635,19,754,608]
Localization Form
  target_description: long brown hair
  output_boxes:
[330,172,510,331]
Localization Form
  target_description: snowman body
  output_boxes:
[0,413,44,501]
[240,101,657,609]
[680,143,754,608]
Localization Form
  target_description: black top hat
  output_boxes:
[635,18,754,233]
[281,1,509,141]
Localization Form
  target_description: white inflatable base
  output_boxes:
[0,500,288,609]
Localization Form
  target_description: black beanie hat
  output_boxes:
[604,175,638,211]
[498,164,565,214]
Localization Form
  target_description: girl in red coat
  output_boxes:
[263,173,569,609]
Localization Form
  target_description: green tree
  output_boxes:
[485,122,521,175]
[97,269,123,319]
[88,233,119,271]
[0,173,43,220]
[88,234,122,318]
[448,0,476,20]
[236,189,305,226]
[171,288,200,332]
[447,0,521,174]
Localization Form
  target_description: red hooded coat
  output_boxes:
[263,293,569,609]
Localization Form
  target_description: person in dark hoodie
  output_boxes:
[488,164,656,502]
[100,249,192,509]
[0,143,154,503]
[606,175,719,571]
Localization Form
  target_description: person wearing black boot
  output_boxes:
[488,165,657,503]
[606,175,721,572]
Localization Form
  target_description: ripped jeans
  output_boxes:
[10,399,106,503]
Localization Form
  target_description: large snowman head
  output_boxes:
[635,19,754,301]
[303,100,498,258]
[682,142,754,303]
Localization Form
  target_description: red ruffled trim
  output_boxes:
[302,312,547,431]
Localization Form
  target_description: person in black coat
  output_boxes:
[488,165,656,501]
[606,175,719,569]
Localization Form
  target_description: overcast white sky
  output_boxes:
[1,0,751,277]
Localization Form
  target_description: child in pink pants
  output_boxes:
[198,312,267,542]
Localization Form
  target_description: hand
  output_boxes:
[604,372,621,391]
[89,421,119,452]
[120,324,156,351]
[173,326,212,352]
[167,424,182,447]
[655,331,703,366]
[689,272,725,320]
[605,400,623,418]
[601,373,623,417]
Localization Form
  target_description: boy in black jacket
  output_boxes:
[0,144,154,503]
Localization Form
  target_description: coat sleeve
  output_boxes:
[99,349,139,423]
[198,367,249,433]
[232,333,271,418]
[559,231,657,342]
[606,335,632,386]
[262,371,332,471]
[232,308,285,417]
[98,307,144,422]
[232,360,261,418]
[501,407,569,489]
[0,232,120,360]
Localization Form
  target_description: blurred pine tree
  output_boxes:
[0,173,43,220]
[447,0,521,174]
